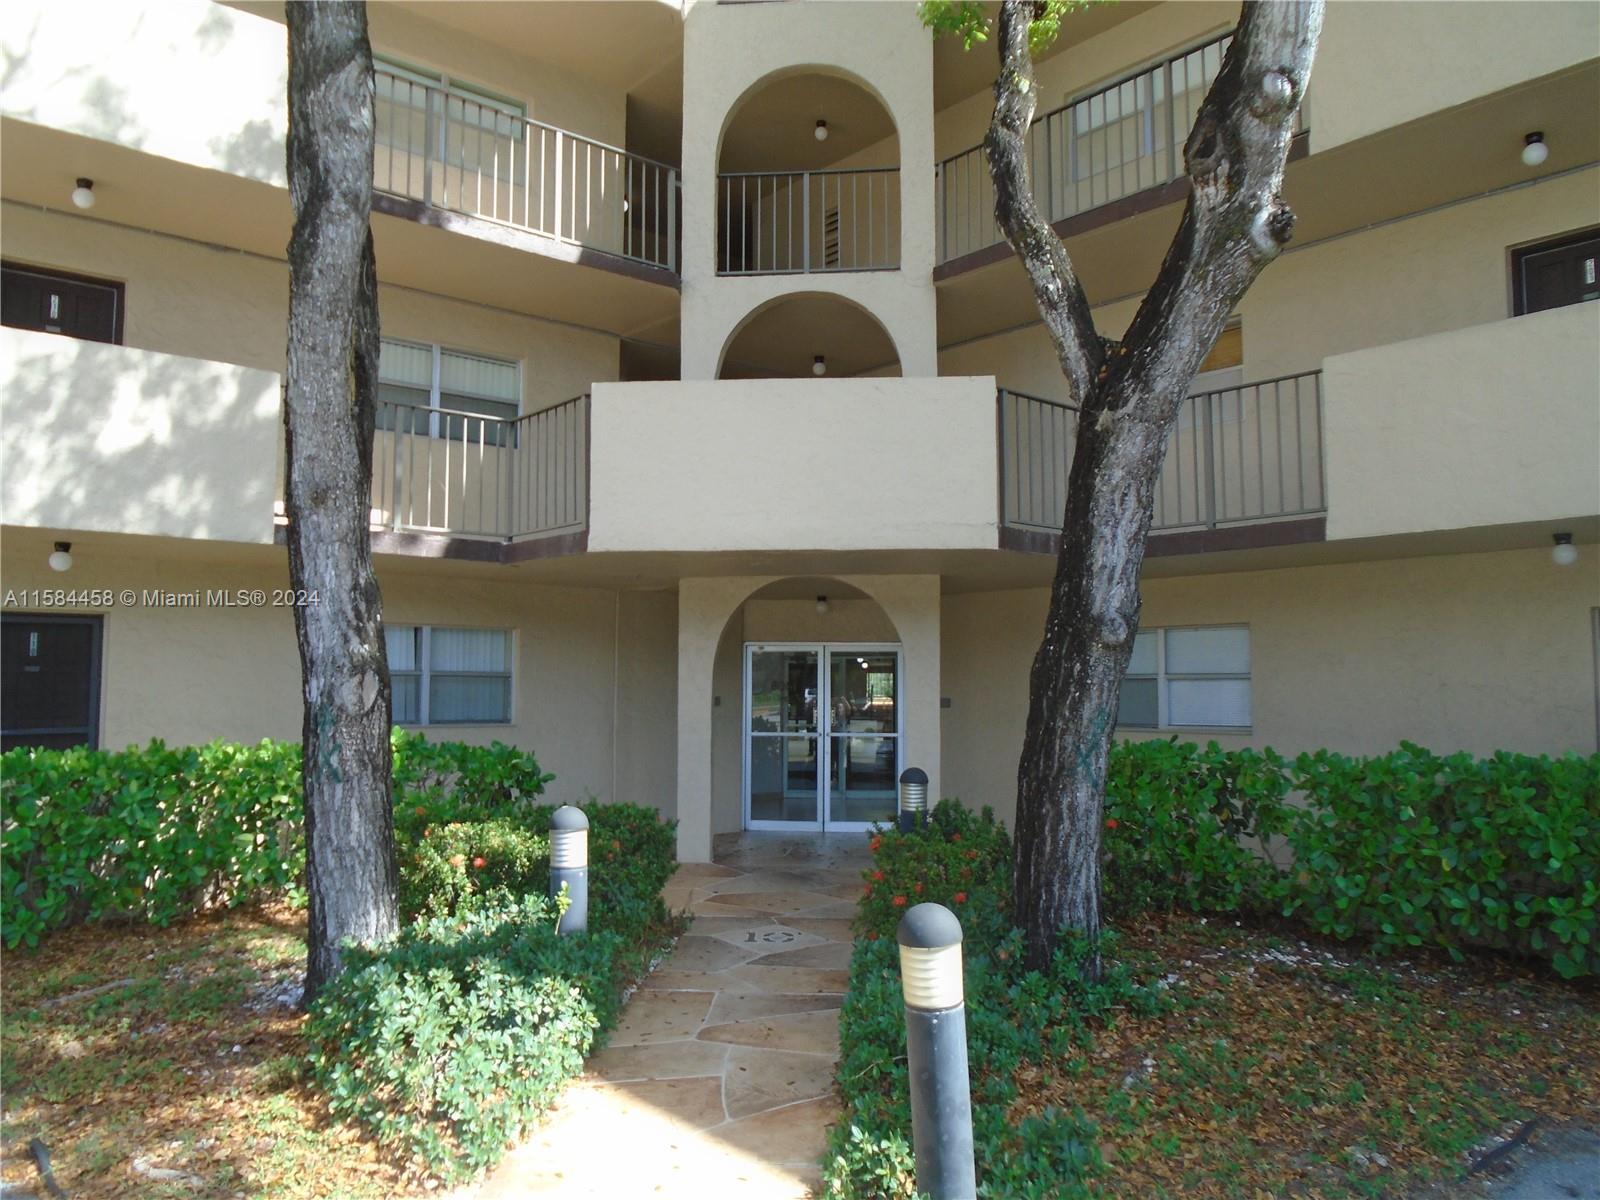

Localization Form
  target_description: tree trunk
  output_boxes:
[987,0,1323,973]
[284,1,396,1003]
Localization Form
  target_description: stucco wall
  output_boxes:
[2,204,619,412]
[680,0,937,378]
[1310,1,1600,153]
[0,537,668,811]
[0,0,627,188]
[941,546,1600,829]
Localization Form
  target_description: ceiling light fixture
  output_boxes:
[812,355,826,376]
[816,595,829,615]
[1551,532,1577,567]
[814,119,829,142]
[71,178,95,209]
[48,541,73,572]
[1521,132,1548,168]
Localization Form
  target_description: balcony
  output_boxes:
[998,372,1327,554]
[0,329,281,545]
[717,168,901,275]
[373,68,679,274]
[935,31,1307,272]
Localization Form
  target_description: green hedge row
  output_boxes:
[1102,739,1599,978]
[308,798,679,1181]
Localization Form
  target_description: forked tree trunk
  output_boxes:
[986,1,1323,972]
[284,2,396,1002]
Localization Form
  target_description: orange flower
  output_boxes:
[414,805,426,817]
[869,836,882,852]
[954,891,968,904]
[863,884,873,897]
[965,849,979,860]
[865,931,879,941]
[914,882,924,895]
[892,895,908,907]
[950,834,962,843]
[871,869,885,882]
[472,856,487,869]
[612,839,622,850]
[1105,818,1120,830]
[449,854,466,868]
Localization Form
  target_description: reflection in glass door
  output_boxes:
[744,644,901,832]
[827,649,899,826]
[745,648,820,826]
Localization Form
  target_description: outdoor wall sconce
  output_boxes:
[815,595,829,615]
[812,355,826,376]
[71,178,95,209]
[48,541,73,572]
[1522,132,1548,168]
[1551,532,1577,567]
[814,119,829,142]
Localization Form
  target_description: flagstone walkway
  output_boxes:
[477,831,871,1199]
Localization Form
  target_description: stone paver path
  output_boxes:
[477,832,869,1199]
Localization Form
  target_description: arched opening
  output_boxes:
[718,292,902,379]
[717,69,901,275]
[709,578,904,835]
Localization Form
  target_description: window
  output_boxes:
[1119,625,1251,729]
[377,338,520,446]
[1512,228,1600,316]
[2,263,123,345]
[385,625,512,725]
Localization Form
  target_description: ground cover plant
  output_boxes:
[826,743,1600,1198]
[2,735,684,1191]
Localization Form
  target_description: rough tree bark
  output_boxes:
[284,2,397,1002]
[986,0,1323,972]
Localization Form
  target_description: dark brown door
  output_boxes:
[1,264,124,344]
[1513,231,1600,316]
[1,616,103,751]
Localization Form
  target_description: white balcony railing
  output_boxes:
[374,69,678,271]
[717,168,900,274]
[371,394,588,542]
[937,31,1307,265]
[999,372,1326,536]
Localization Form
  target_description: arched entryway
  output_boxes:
[717,292,902,379]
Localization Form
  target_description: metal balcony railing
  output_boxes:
[717,167,900,274]
[938,31,1307,265]
[372,394,588,541]
[374,68,678,271]
[999,371,1325,536]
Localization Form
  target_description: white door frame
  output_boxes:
[742,641,903,833]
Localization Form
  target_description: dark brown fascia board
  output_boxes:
[934,131,1311,283]
[371,192,681,290]
[999,514,1327,558]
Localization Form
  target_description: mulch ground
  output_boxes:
[1010,913,1600,1199]
[0,902,420,1200]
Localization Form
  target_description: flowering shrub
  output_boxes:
[398,819,550,920]
[853,800,1012,950]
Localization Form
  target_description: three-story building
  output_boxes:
[3,0,1597,861]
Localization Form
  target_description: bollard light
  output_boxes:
[898,766,928,834]
[549,804,589,935]
[898,903,976,1199]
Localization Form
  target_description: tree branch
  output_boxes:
[1110,1,1323,414]
[985,0,1103,405]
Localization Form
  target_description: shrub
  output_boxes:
[1284,744,1600,978]
[1103,738,1294,918]
[0,739,302,948]
[305,895,623,1181]
[390,731,555,839]
[854,800,1012,951]
[398,819,550,920]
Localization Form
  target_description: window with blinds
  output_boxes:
[376,338,521,447]
[1118,625,1251,730]
[385,625,512,725]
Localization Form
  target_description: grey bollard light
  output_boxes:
[549,805,588,935]
[898,766,928,834]
[898,902,976,1200]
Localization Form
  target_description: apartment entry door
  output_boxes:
[743,643,902,832]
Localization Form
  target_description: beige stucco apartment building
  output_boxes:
[2,0,1597,862]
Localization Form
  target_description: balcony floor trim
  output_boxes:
[935,132,1310,283]
[999,514,1327,558]
[372,192,681,290]
[272,523,589,564]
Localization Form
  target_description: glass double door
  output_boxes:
[744,643,901,831]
